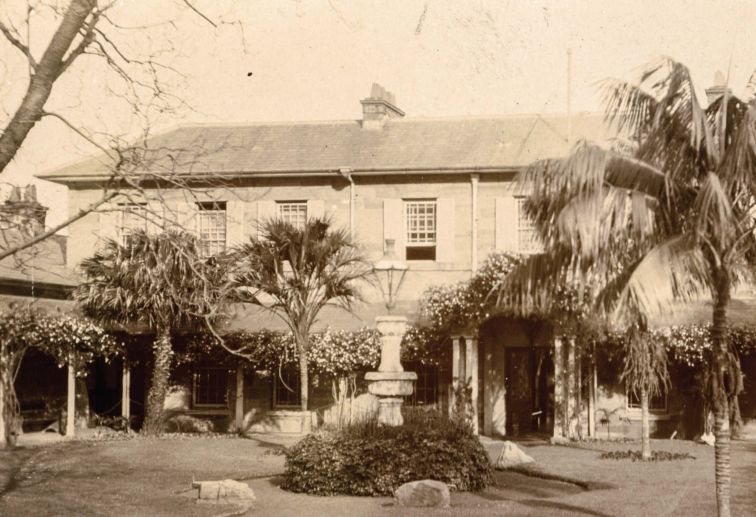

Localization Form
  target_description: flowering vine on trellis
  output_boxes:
[421,252,520,332]
[0,305,122,376]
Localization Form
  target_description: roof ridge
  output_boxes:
[173,111,603,128]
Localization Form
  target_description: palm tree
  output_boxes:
[75,230,225,435]
[501,58,754,516]
[225,218,370,429]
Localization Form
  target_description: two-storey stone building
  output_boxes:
[42,84,667,437]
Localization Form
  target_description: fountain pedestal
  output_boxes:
[365,315,416,426]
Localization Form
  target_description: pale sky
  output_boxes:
[2,0,756,227]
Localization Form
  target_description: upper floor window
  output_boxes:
[277,201,307,230]
[118,203,148,244]
[197,202,226,258]
[405,199,436,261]
[516,198,541,254]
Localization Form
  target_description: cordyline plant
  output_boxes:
[500,57,755,516]
[219,218,371,430]
[75,230,227,436]
[0,305,120,448]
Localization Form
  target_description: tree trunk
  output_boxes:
[297,339,311,433]
[143,328,173,436]
[0,360,8,449]
[711,285,732,517]
[0,0,97,174]
[640,386,651,460]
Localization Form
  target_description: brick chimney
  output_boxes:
[360,83,405,129]
[705,71,732,106]
[0,185,48,235]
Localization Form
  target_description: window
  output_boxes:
[277,201,307,229]
[192,367,229,407]
[627,388,667,412]
[118,203,148,244]
[516,198,541,254]
[273,366,301,407]
[405,199,436,260]
[197,202,226,257]
[403,363,439,406]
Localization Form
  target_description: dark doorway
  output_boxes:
[505,346,554,436]
[87,358,122,416]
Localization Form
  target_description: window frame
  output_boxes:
[403,362,439,407]
[626,386,668,413]
[272,365,302,408]
[277,201,308,230]
[192,366,230,408]
[515,197,541,254]
[404,199,437,261]
[196,201,227,258]
[117,203,148,244]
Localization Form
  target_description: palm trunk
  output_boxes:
[640,386,651,460]
[711,287,731,517]
[143,327,173,436]
[297,335,311,433]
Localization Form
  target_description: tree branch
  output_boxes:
[0,21,37,70]
[183,1,217,28]
[0,190,119,262]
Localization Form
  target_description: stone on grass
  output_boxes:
[550,435,570,445]
[394,479,450,508]
[193,479,256,503]
[495,441,535,468]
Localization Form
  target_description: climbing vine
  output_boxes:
[0,304,121,446]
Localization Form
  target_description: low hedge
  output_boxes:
[281,412,492,496]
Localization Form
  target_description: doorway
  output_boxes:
[505,346,554,436]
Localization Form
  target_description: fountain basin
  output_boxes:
[365,371,417,397]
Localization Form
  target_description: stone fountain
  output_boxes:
[365,240,416,426]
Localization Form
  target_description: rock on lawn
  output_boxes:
[394,480,450,508]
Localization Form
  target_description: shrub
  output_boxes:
[282,411,492,496]
[599,450,695,461]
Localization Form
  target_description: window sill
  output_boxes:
[186,408,230,415]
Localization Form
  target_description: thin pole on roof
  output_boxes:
[566,47,573,146]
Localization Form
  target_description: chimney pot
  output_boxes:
[361,83,405,128]
[705,70,732,106]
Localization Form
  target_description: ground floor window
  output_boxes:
[627,387,667,412]
[274,366,301,408]
[403,363,439,407]
[192,367,229,407]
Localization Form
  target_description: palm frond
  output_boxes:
[604,236,709,326]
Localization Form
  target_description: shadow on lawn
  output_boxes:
[519,499,614,517]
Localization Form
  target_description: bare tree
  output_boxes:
[0,0,239,260]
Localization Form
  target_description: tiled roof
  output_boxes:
[38,113,608,181]
[0,234,77,291]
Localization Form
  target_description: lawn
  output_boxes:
[0,434,754,516]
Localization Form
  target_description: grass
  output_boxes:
[0,435,753,516]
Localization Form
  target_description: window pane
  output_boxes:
[277,202,308,230]
[118,203,148,244]
[405,200,437,245]
[403,363,439,406]
[193,367,229,406]
[627,388,666,411]
[516,198,542,254]
[274,366,301,407]
[197,202,226,257]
